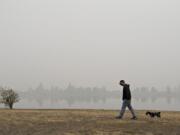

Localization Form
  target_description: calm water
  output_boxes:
[9,97,180,111]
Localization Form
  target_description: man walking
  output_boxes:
[116,80,137,120]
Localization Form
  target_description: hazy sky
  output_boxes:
[0,0,180,91]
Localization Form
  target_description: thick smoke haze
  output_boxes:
[0,0,180,91]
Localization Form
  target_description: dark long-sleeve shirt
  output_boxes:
[122,84,131,100]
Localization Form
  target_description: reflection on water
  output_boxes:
[14,98,180,111]
[6,83,180,111]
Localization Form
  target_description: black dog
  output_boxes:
[146,111,161,118]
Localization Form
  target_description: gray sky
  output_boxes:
[0,0,180,91]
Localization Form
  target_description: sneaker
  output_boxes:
[131,116,137,120]
[115,116,122,119]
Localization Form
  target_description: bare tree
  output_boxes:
[0,88,19,109]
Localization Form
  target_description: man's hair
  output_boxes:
[120,80,125,83]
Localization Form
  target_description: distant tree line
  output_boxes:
[0,83,179,109]
[19,83,180,107]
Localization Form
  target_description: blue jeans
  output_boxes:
[119,100,136,117]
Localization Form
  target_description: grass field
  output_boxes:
[0,109,179,135]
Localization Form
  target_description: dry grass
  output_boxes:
[0,109,179,135]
